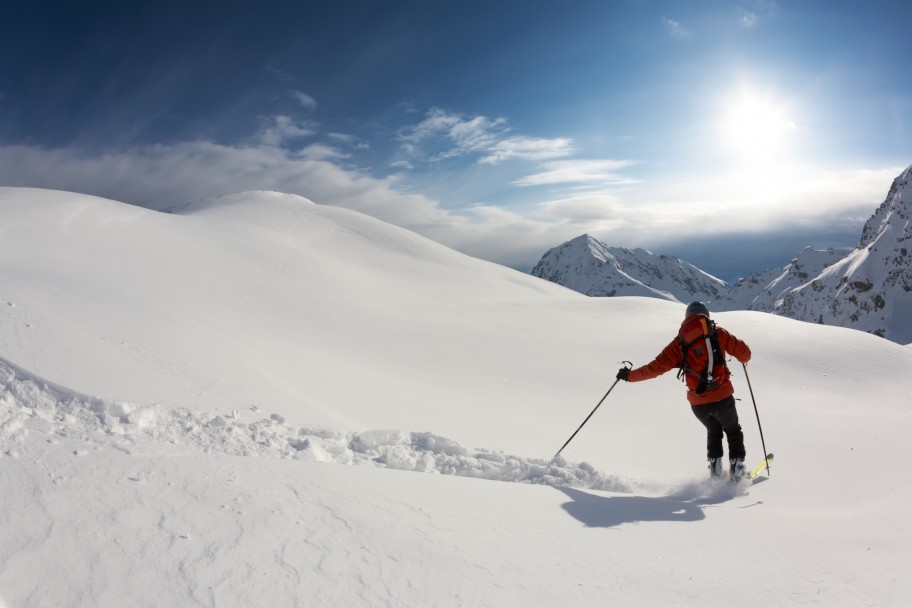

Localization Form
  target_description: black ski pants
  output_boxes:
[690,395,745,461]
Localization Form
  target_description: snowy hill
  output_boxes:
[530,234,728,302]
[2,187,912,607]
[0,188,579,446]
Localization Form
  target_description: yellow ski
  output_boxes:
[749,453,774,480]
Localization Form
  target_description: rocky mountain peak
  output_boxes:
[529,164,912,343]
[531,234,727,303]
[860,165,912,248]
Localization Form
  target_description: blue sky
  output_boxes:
[2,0,910,280]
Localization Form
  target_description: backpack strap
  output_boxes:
[677,316,727,394]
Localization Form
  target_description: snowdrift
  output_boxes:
[0,355,630,490]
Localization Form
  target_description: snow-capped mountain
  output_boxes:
[530,234,728,303]
[713,247,852,312]
[768,164,912,343]
[532,164,912,344]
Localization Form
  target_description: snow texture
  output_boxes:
[2,187,912,607]
[0,357,629,491]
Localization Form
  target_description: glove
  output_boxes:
[616,367,630,381]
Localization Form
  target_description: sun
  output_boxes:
[721,88,797,161]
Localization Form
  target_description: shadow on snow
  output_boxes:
[556,479,745,528]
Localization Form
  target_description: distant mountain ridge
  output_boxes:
[713,247,852,312]
[530,164,912,344]
[530,234,727,303]
[768,164,912,343]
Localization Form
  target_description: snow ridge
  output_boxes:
[531,234,727,303]
[713,246,852,311]
[0,356,630,492]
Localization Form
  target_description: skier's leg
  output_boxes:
[715,396,746,460]
[691,404,724,459]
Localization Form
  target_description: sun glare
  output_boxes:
[721,89,797,161]
[708,86,805,202]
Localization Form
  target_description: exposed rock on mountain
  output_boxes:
[530,234,728,303]
[769,164,912,343]
[530,163,912,343]
[713,247,851,312]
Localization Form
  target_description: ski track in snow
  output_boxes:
[0,358,635,493]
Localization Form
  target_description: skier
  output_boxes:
[615,302,753,481]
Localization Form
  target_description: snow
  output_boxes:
[2,188,912,607]
[714,246,852,312]
[531,233,728,303]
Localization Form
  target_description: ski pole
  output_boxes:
[554,362,630,458]
[742,362,770,476]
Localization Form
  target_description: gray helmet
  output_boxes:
[685,301,709,317]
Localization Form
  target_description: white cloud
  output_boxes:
[0,141,450,231]
[609,166,903,242]
[479,136,575,165]
[441,203,580,269]
[738,1,778,29]
[296,143,350,161]
[398,108,504,161]
[513,159,639,187]
[328,132,369,150]
[293,91,318,110]
[397,108,571,165]
[536,192,625,223]
[258,115,317,146]
[741,12,759,28]
[662,17,690,38]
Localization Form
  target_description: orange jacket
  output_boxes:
[628,317,752,406]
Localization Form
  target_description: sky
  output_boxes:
[1,0,911,281]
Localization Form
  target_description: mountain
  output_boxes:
[2,187,912,607]
[531,164,912,344]
[715,164,912,343]
[530,234,728,303]
[767,164,912,343]
[713,247,852,312]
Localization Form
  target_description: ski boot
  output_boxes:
[708,457,724,478]
[730,458,748,482]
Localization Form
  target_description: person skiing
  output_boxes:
[615,302,753,481]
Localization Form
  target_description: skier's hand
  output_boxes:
[616,367,630,381]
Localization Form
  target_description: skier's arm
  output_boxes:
[627,339,681,382]
[718,327,751,363]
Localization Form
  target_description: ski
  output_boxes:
[749,453,774,481]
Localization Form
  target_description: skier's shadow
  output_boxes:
[556,483,740,528]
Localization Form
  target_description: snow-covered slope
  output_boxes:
[531,234,728,303]
[0,188,585,451]
[769,164,912,343]
[713,247,851,311]
[2,187,912,607]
